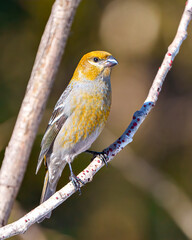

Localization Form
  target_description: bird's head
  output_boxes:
[72,51,118,81]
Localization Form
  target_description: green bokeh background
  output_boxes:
[1,0,192,239]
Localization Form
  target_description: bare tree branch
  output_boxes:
[0,0,81,227]
[0,0,192,239]
[10,202,47,240]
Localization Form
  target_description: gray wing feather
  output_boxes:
[36,85,71,174]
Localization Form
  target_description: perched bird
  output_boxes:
[36,51,118,220]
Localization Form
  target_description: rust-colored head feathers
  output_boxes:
[72,51,118,81]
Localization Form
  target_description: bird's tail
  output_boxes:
[38,170,56,223]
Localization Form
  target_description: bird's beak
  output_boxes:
[105,56,118,67]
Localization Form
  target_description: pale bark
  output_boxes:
[0,0,81,227]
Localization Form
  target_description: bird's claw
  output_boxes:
[69,173,84,195]
[86,150,109,167]
[99,152,108,166]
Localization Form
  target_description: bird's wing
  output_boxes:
[36,85,72,174]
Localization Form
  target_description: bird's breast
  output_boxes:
[57,82,111,150]
[71,87,111,136]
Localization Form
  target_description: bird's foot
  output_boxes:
[85,150,108,166]
[69,172,85,195]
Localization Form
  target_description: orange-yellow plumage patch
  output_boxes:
[60,90,111,148]
[72,51,112,81]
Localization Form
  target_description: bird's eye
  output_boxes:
[93,57,99,62]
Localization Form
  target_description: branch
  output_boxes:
[0,0,81,227]
[9,202,47,240]
[0,0,192,239]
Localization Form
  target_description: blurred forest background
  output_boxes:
[1,0,192,239]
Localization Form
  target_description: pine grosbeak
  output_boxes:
[36,51,118,220]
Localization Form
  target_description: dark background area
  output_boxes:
[0,0,192,239]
